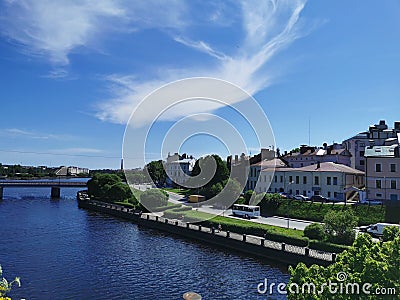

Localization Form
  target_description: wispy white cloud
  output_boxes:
[2,128,73,140]
[51,147,104,154]
[1,0,309,126]
[97,0,309,125]
[0,0,187,66]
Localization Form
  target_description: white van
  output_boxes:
[364,223,400,237]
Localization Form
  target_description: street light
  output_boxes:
[287,181,294,229]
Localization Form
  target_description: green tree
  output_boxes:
[304,223,326,241]
[288,234,400,299]
[105,182,132,202]
[145,160,166,186]
[323,210,358,245]
[140,189,168,209]
[243,190,255,205]
[0,265,21,299]
[87,173,121,199]
[189,155,230,199]
[383,225,400,242]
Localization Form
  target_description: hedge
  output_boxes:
[260,196,385,225]
[171,206,192,212]
[152,203,182,212]
[201,219,309,247]
[308,240,350,253]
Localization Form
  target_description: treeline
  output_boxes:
[0,164,58,178]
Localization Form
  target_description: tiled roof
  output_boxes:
[252,158,287,168]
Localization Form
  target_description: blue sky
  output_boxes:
[1,0,400,169]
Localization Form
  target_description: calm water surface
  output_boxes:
[0,181,289,299]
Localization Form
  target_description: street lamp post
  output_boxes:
[287,181,294,229]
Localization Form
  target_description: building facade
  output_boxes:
[258,162,364,201]
[165,153,195,187]
[282,144,351,168]
[365,144,400,202]
[342,120,400,171]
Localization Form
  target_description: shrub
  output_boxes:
[152,203,181,212]
[323,210,358,245]
[171,206,192,212]
[308,240,350,253]
[304,223,326,241]
[382,225,400,242]
[140,189,168,209]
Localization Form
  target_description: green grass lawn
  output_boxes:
[162,188,190,195]
[163,208,304,239]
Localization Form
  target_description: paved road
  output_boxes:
[165,190,315,230]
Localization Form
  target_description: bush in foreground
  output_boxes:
[288,234,400,299]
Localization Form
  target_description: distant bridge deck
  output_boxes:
[0,181,87,188]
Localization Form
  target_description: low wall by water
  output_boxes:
[77,193,334,267]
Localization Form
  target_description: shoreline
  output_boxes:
[77,192,335,267]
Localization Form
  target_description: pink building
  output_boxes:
[365,144,400,202]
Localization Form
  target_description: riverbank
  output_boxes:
[77,191,335,267]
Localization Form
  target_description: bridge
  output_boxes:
[0,180,87,199]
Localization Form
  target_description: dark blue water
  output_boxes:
[0,182,289,299]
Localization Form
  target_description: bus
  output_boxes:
[232,204,260,219]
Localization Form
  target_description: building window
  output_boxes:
[289,176,293,183]
[376,180,382,189]
[391,180,397,190]
[314,176,319,185]
[303,176,307,184]
[327,191,331,197]
[296,190,299,195]
[327,177,331,185]
[296,176,300,184]
[390,164,396,172]
[280,176,283,183]
[375,164,382,172]
[333,177,338,185]
[301,163,304,167]
[334,192,338,198]
[390,194,398,201]
[274,176,277,183]
[376,193,383,198]
[360,150,365,156]
[303,190,306,196]
[360,160,365,166]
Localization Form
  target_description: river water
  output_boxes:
[0,181,289,299]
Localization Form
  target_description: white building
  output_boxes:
[165,153,195,187]
[258,162,364,201]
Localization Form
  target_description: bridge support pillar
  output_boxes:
[51,186,61,199]
[0,187,3,200]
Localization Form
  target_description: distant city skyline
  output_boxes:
[1,1,400,169]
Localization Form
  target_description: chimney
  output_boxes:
[284,150,288,156]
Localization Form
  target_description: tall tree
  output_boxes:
[145,160,166,186]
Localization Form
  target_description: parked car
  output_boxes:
[310,195,329,203]
[279,192,293,199]
[358,199,383,205]
[359,223,400,237]
[294,194,309,201]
